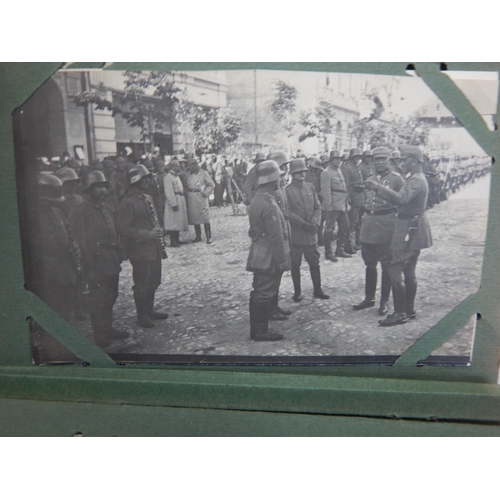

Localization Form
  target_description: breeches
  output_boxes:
[361,243,392,270]
[251,270,283,304]
[130,259,162,293]
[291,244,320,270]
[324,210,348,239]
[388,248,420,284]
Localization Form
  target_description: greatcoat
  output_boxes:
[163,173,188,231]
[186,170,215,225]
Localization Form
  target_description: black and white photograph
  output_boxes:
[13,67,497,365]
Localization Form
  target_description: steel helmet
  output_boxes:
[320,154,330,165]
[308,157,323,169]
[254,152,266,163]
[127,164,151,185]
[329,150,341,160]
[341,153,349,161]
[391,150,401,159]
[400,145,423,163]
[267,151,289,170]
[362,150,373,158]
[289,159,308,175]
[54,166,79,183]
[256,160,281,185]
[38,173,65,202]
[372,146,392,158]
[85,170,109,190]
[349,148,362,158]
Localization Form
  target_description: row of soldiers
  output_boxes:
[245,145,433,341]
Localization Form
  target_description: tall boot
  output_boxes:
[353,267,376,310]
[317,226,324,247]
[193,225,202,243]
[324,231,338,262]
[170,231,180,247]
[133,289,155,328]
[250,299,283,342]
[310,265,329,299]
[379,281,407,326]
[379,267,391,315]
[204,223,212,244]
[291,266,302,302]
[269,294,290,320]
[405,276,418,319]
[335,241,352,258]
[146,289,169,320]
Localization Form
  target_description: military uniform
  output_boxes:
[357,169,404,313]
[320,165,350,258]
[118,188,164,325]
[344,161,366,247]
[70,197,123,345]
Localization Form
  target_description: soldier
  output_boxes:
[117,164,169,328]
[306,156,325,246]
[143,159,164,225]
[353,147,404,315]
[246,161,291,341]
[266,151,293,320]
[360,150,374,179]
[320,150,351,261]
[344,148,365,251]
[242,152,266,205]
[185,158,215,244]
[69,171,127,347]
[163,160,188,247]
[286,159,329,302]
[34,173,79,322]
[114,156,129,202]
[390,150,402,174]
[54,167,83,218]
[365,145,433,326]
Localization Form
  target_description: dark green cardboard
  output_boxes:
[1,62,499,435]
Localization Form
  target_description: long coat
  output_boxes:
[163,173,188,231]
[320,167,348,212]
[186,170,215,225]
[246,192,291,273]
[286,180,321,246]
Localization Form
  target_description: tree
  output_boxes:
[298,102,337,150]
[268,80,298,138]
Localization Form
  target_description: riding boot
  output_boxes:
[291,266,302,302]
[170,231,180,247]
[146,289,169,320]
[310,265,329,299]
[250,299,283,342]
[405,276,418,319]
[324,231,338,262]
[353,267,376,310]
[335,241,352,258]
[379,281,408,326]
[204,223,212,244]
[379,267,391,315]
[133,288,154,328]
[317,227,324,247]
[269,294,291,320]
[193,225,202,243]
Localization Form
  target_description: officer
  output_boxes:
[246,160,291,341]
[266,151,293,320]
[353,147,404,315]
[69,171,127,347]
[54,166,83,217]
[35,173,79,322]
[320,151,351,261]
[344,148,365,251]
[242,152,266,205]
[365,145,433,326]
[286,159,329,302]
[117,164,169,328]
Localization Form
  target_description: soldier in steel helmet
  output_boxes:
[344,147,365,251]
[266,151,293,320]
[69,170,127,347]
[54,166,84,218]
[353,147,404,316]
[306,156,325,246]
[360,150,374,179]
[365,145,433,326]
[286,159,329,302]
[390,150,402,174]
[320,151,351,261]
[246,160,291,341]
[242,152,266,205]
[118,164,169,328]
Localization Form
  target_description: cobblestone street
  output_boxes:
[73,176,489,360]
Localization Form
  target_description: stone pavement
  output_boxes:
[72,177,489,360]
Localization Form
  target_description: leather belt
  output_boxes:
[365,207,396,216]
[187,189,201,192]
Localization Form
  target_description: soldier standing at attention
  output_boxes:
[305,156,325,246]
[365,145,433,326]
[344,148,365,251]
[70,171,127,347]
[163,160,188,247]
[185,158,215,244]
[353,147,404,316]
[246,161,291,341]
[118,164,169,328]
[286,159,329,302]
[242,152,266,205]
[320,150,351,261]
[266,151,293,320]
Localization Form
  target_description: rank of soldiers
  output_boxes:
[33,145,489,351]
